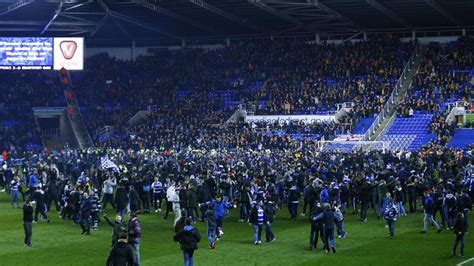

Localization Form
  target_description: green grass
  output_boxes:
[466,114,474,123]
[0,193,472,266]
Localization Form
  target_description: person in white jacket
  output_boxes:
[102,176,116,210]
[167,183,181,226]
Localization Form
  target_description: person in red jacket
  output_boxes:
[128,212,141,266]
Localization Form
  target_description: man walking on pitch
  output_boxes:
[23,199,34,247]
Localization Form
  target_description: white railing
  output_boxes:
[363,43,420,140]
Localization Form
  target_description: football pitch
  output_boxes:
[0,194,471,266]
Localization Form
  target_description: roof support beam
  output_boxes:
[90,13,108,36]
[110,17,131,38]
[366,0,412,28]
[0,0,34,17]
[65,0,93,11]
[306,0,360,29]
[98,0,183,40]
[132,0,217,34]
[41,0,64,34]
[425,0,463,26]
[249,0,304,28]
[189,0,267,33]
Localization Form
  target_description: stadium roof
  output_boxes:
[0,0,473,46]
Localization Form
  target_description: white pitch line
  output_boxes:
[457,257,474,266]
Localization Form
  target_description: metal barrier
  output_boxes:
[363,43,420,140]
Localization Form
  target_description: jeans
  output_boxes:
[423,213,440,232]
[387,219,395,237]
[253,224,262,242]
[288,202,298,219]
[396,202,406,216]
[207,226,216,245]
[361,202,369,220]
[324,228,335,249]
[11,190,19,207]
[183,250,194,266]
[453,234,465,256]
[265,222,275,241]
[23,222,32,245]
[240,202,250,220]
[132,243,140,266]
[336,221,346,237]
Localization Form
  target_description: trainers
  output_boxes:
[269,237,276,242]
[254,241,259,245]
[436,228,442,233]
[211,241,216,249]
[258,240,262,244]
[332,247,336,253]
[216,238,220,242]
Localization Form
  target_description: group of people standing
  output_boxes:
[0,142,471,265]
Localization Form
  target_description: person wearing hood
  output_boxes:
[106,232,134,266]
[174,218,201,266]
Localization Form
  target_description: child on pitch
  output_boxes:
[333,203,346,239]
[383,199,399,239]
[200,195,233,241]
[204,204,217,249]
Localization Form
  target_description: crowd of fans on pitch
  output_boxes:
[0,36,473,264]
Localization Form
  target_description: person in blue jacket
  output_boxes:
[312,203,337,253]
[421,191,441,234]
[201,195,233,240]
[319,184,330,204]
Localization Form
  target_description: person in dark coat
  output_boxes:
[174,218,201,266]
[80,192,92,235]
[23,199,34,247]
[104,214,126,247]
[33,186,49,223]
[312,203,337,253]
[309,202,324,250]
[453,212,466,257]
[129,186,140,213]
[106,232,135,266]
[115,185,129,217]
